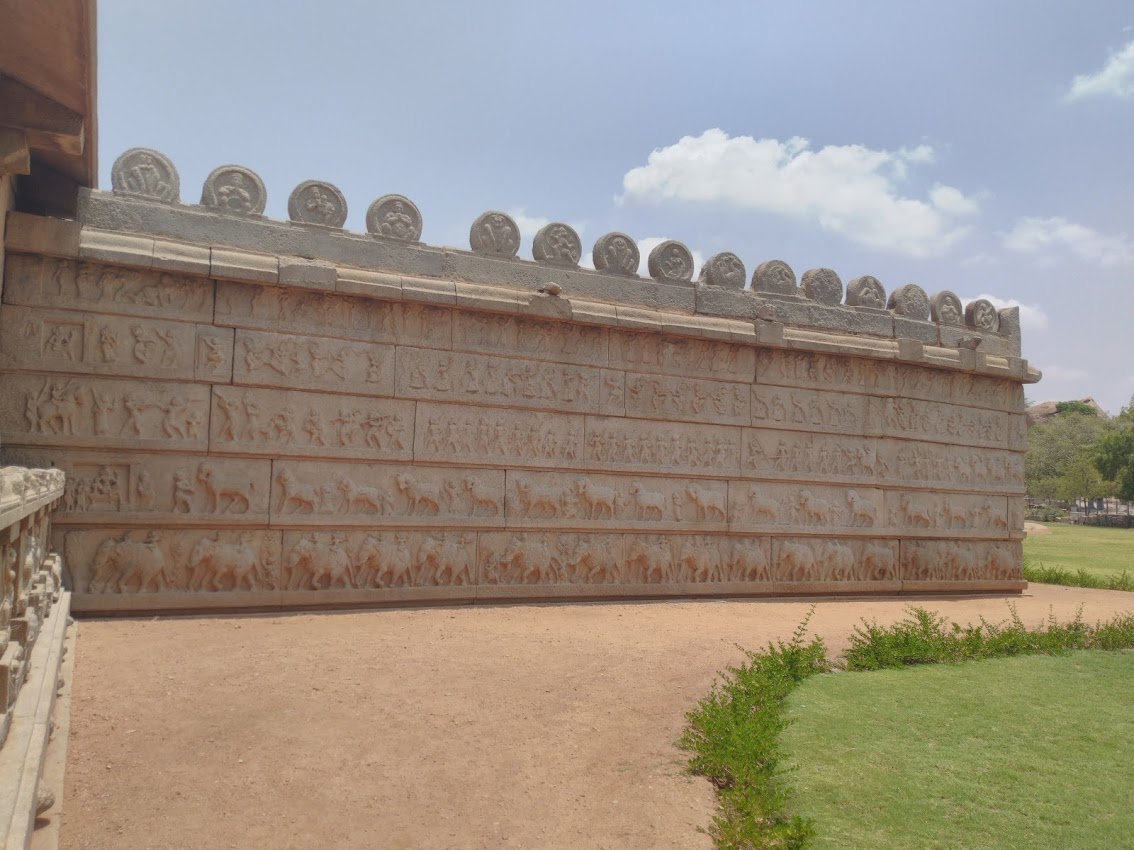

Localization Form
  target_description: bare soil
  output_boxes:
[1025,521,1052,535]
[59,585,1134,849]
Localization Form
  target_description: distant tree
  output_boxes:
[1093,396,1134,501]
[1026,412,1114,499]
[1055,400,1099,417]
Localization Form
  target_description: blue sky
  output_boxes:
[97,1,1134,412]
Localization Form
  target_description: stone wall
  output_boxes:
[0,149,1038,613]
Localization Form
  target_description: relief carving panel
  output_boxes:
[0,375,210,452]
[210,386,414,461]
[901,539,1022,583]
[743,428,879,484]
[875,439,1023,494]
[751,385,875,436]
[4,255,214,323]
[271,461,504,527]
[505,471,728,531]
[586,417,741,476]
[609,330,756,384]
[396,347,623,416]
[729,481,883,534]
[65,528,282,594]
[215,281,451,348]
[234,329,394,397]
[884,491,1009,537]
[281,530,477,590]
[625,373,749,426]
[0,306,227,382]
[452,312,608,368]
[413,402,583,467]
[772,537,900,584]
[880,397,1025,451]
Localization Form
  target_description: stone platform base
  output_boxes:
[68,582,1027,616]
[0,593,71,850]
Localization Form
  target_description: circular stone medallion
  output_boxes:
[929,290,963,324]
[751,259,798,295]
[698,252,746,290]
[845,275,886,309]
[366,195,423,242]
[647,240,694,282]
[887,283,930,320]
[470,211,521,257]
[965,298,1000,332]
[801,268,843,305]
[592,233,640,276]
[201,165,266,215]
[111,148,180,203]
[532,223,582,267]
[288,181,347,228]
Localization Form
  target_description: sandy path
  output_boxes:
[59,585,1134,849]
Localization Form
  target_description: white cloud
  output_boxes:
[636,237,704,278]
[618,129,979,258]
[1002,217,1134,267]
[960,293,1050,333]
[1066,39,1134,100]
[960,252,998,268]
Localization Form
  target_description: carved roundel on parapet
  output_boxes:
[751,260,798,296]
[367,195,423,242]
[288,181,347,228]
[593,233,640,276]
[930,290,964,324]
[966,298,1000,333]
[470,211,521,257]
[111,148,180,203]
[532,223,582,267]
[201,165,267,215]
[887,283,930,320]
[845,275,886,309]
[801,268,843,305]
[698,252,746,289]
[647,241,695,282]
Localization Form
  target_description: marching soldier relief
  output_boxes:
[0,148,1039,612]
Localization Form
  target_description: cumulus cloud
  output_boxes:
[1066,38,1134,100]
[635,237,704,279]
[618,129,979,258]
[1002,217,1134,267]
[960,293,1050,333]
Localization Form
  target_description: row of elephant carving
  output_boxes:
[72,529,1021,595]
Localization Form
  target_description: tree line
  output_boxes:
[1025,396,1134,501]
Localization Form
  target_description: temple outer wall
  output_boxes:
[0,174,1038,613]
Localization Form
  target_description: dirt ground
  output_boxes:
[1024,521,1052,535]
[59,585,1134,850]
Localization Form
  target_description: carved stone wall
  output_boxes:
[0,149,1038,612]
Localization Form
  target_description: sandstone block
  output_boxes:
[414,402,583,469]
[233,329,395,397]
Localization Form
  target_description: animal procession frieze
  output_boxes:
[624,372,749,426]
[452,312,608,368]
[585,418,741,475]
[0,305,230,383]
[414,403,583,465]
[750,385,874,435]
[875,440,1023,493]
[233,329,394,396]
[743,429,879,483]
[477,532,625,586]
[885,492,1010,536]
[1,375,210,451]
[396,347,623,416]
[772,537,900,584]
[505,472,729,528]
[901,539,1022,583]
[215,281,451,347]
[65,528,282,594]
[728,482,883,532]
[880,397,1025,450]
[272,461,504,525]
[210,387,413,460]
[281,530,477,590]
[608,331,755,384]
[4,254,214,323]
[0,466,64,519]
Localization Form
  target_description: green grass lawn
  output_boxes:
[781,652,1134,850]
[1025,523,1134,580]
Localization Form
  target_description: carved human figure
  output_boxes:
[366,195,423,241]
[469,212,521,257]
[532,223,582,267]
[111,148,179,202]
[698,252,746,289]
[592,233,640,276]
